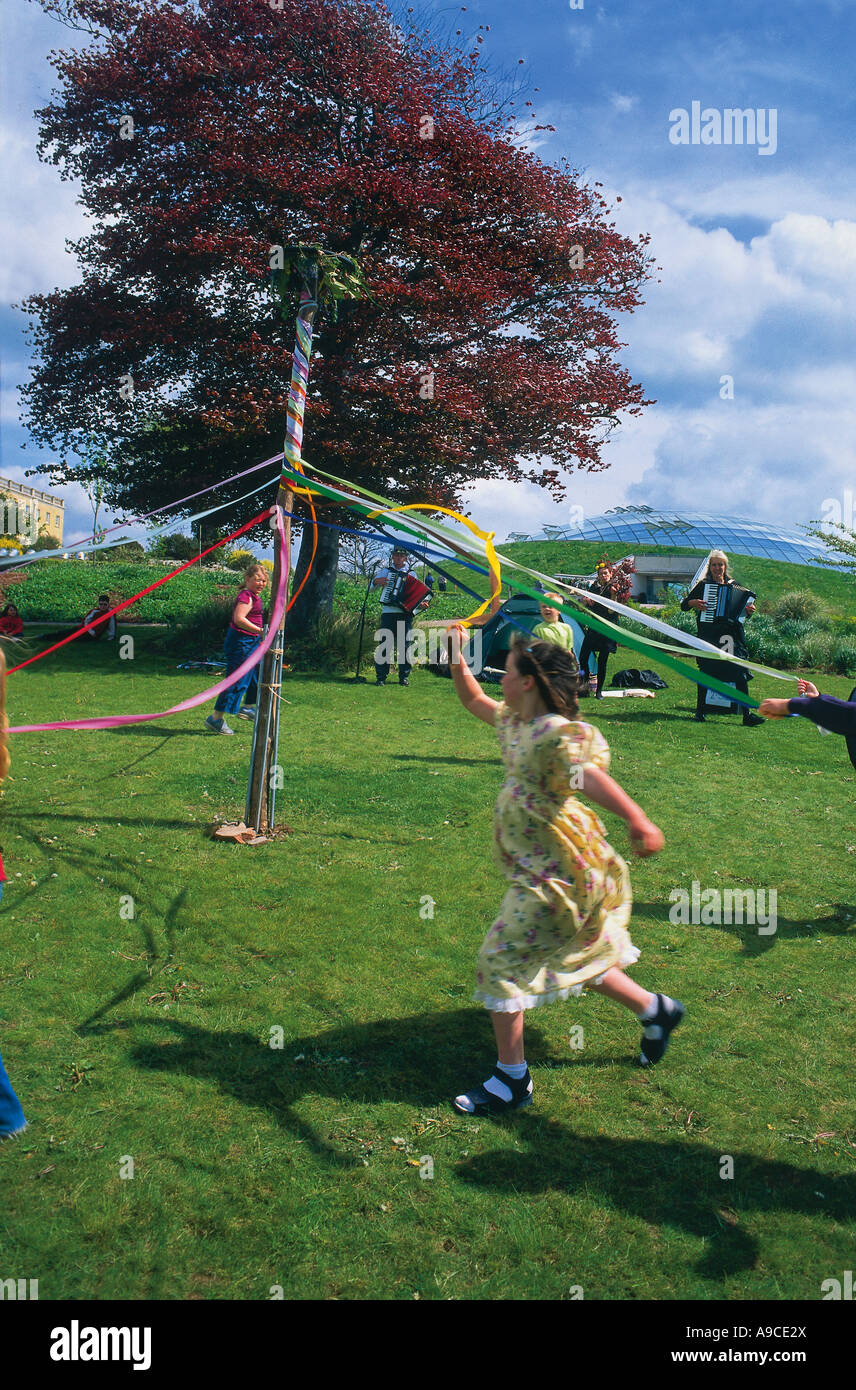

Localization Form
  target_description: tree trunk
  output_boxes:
[287,515,340,636]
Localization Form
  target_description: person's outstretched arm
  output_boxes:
[581,765,664,856]
[447,623,500,725]
[761,689,856,736]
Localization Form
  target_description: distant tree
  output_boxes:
[338,533,390,579]
[147,533,199,563]
[805,519,856,578]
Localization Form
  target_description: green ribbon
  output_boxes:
[280,461,765,707]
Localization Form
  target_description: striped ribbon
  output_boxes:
[7,508,289,732]
[283,287,318,471]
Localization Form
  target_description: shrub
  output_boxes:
[287,607,363,672]
[225,548,257,572]
[831,641,856,677]
[771,589,825,623]
[799,630,835,670]
[148,534,199,562]
[155,596,233,657]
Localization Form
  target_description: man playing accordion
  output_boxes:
[681,550,764,726]
[372,545,431,687]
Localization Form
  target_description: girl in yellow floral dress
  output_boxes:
[447,627,684,1115]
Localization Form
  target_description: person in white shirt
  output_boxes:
[372,546,428,686]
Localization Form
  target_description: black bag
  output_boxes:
[610,668,667,690]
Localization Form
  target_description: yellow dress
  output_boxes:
[475,701,638,1011]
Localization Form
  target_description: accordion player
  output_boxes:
[373,551,432,686]
[681,553,763,725]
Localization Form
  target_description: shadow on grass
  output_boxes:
[115,1012,854,1281]
[633,900,856,957]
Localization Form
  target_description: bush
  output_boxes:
[148,534,199,563]
[287,607,363,672]
[225,548,257,572]
[771,589,825,623]
[799,630,835,670]
[774,617,815,643]
[155,596,233,657]
[831,642,856,677]
[36,530,63,551]
[107,541,146,562]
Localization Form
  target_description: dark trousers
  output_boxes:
[374,611,413,682]
[579,633,611,695]
[696,665,751,718]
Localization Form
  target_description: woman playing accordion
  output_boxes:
[681,550,764,727]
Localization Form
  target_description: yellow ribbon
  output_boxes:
[368,503,501,625]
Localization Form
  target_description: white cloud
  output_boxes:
[610,93,638,114]
[0,125,91,302]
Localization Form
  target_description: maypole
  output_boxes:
[244,244,369,836]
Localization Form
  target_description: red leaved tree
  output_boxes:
[21,0,654,631]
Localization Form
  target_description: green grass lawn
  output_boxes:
[1,632,854,1300]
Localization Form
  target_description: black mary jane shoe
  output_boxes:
[452,1066,533,1116]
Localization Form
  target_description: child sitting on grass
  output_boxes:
[445,623,684,1116]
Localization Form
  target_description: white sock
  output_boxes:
[637,993,659,1022]
[455,1061,529,1113]
[639,993,678,1040]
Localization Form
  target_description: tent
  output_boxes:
[432,592,588,681]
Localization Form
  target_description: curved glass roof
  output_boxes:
[504,506,835,567]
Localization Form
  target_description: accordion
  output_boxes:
[699,583,755,624]
[386,571,432,614]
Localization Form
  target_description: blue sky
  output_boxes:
[1,0,855,549]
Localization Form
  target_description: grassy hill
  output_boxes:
[439,541,856,619]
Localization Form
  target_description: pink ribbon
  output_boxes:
[8,508,289,735]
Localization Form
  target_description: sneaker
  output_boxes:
[375,679,387,686]
[639,995,685,1066]
[205,715,234,735]
[399,677,410,687]
[238,706,256,721]
[742,713,765,727]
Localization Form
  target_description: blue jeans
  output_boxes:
[0,1049,26,1137]
[214,628,261,716]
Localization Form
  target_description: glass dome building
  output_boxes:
[504,506,835,567]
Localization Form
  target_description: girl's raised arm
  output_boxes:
[581,765,664,856]
[447,624,500,725]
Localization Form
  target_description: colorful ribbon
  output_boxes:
[282,287,318,471]
[4,453,286,567]
[368,502,501,623]
[278,459,802,706]
[6,508,289,732]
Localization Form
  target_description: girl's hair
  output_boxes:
[705,550,732,582]
[510,637,580,719]
[243,563,267,583]
[1,603,18,616]
[541,592,564,605]
[0,647,9,783]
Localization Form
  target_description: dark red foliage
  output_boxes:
[21,0,654,539]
